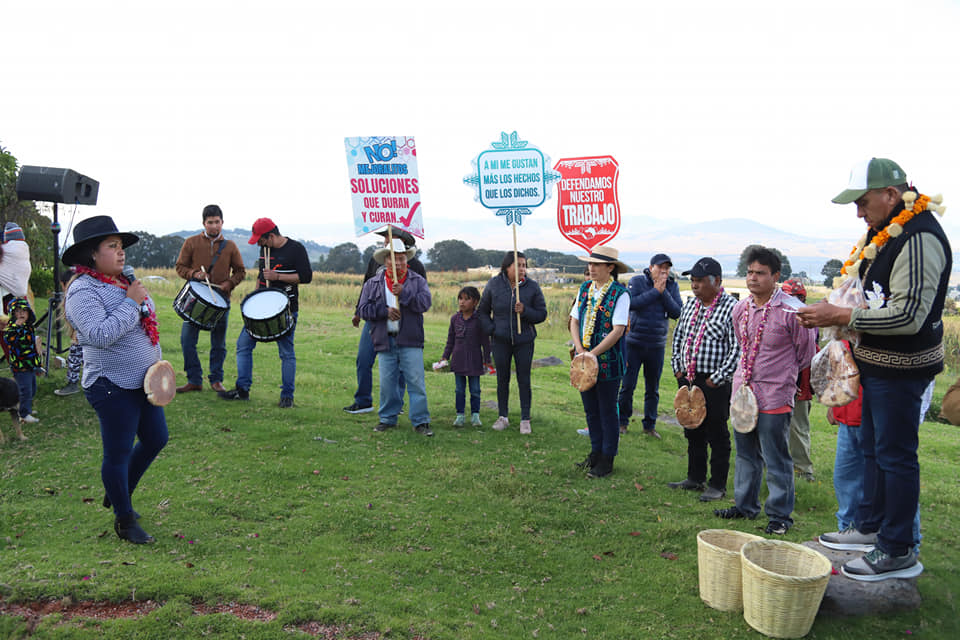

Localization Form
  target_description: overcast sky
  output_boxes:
[4,0,959,256]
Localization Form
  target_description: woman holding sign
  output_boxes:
[570,246,630,478]
[478,252,547,434]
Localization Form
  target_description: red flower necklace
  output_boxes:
[75,266,160,345]
[739,297,772,385]
[684,288,724,381]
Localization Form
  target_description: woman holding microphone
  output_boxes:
[64,216,168,544]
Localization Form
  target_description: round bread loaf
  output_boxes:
[570,352,599,392]
[674,384,707,429]
[144,360,176,407]
[730,384,758,433]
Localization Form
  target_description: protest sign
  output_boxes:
[345,136,423,239]
[554,156,620,253]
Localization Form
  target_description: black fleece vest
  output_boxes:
[854,208,951,379]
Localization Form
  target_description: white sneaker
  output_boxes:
[520,420,531,434]
[819,527,878,552]
[492,416,509,431]
[577,428,589,436]
[21,415,40,424]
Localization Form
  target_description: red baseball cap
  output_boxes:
[248,217,278,244]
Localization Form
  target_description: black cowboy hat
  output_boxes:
[61,215,139,267]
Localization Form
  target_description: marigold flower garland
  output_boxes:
[839,191,946,281]
[75,265,160,346]
[581,278,613,348]
[684,288,724,381]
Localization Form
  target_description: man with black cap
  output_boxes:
[174,204,246,394]
[668,257,739,501]
[219,218,312,407]
[343,227,426,414]
[617,253,682,438]
[798,158,950,581]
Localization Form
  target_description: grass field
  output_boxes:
[1,270,958,639]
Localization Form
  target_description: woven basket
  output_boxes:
[740,539,832,638]
[696,529,764,612]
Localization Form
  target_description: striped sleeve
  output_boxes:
[850,232,948,335]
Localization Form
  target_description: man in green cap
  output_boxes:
[797,158,951,581]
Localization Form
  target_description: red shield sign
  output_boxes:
[554,156,620,253]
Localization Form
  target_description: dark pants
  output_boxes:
[455,374,481,414]
[858,374,928,557]
[491,340,534,420]
[13,370,37,418]
[677,374,731,490]
[581,377,621,457]
[84,377,168,518]
[618,341,665,431]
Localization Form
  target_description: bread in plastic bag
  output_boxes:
[821,277,868,346]
[810,340,860,407]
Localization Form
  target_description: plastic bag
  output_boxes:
[821,277,867,346]
[810,340,860,407]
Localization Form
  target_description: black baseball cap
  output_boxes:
[681,257,722,278]
[650,253,672,267]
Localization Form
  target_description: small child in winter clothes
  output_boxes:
[3,298,42,422]
[439,287,490,427]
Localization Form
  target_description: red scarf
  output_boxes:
[384,268,408,293]
[75,266,160,346]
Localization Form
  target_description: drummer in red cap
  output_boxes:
[219,218,312,407]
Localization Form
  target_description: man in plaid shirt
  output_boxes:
[667,257,739,502]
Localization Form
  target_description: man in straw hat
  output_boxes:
[667,257,739,502]
[219,218,312,408]
[570,245,631,478]
[799,158,950,581]
[618,253,682,438]
[344,227,426,415]
[174,204,245,394]
[358,238,433,436]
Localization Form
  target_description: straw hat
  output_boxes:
[373,238,417,265]
[577,245,630,274]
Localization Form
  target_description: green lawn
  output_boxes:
[1,284,958,639]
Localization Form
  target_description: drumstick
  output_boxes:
[200,266,216,301]
[264,246,271,288]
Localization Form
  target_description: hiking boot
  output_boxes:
[587,454,614,478]
[667,478,705,491]
[54,382,81,396]
[520,419,531,434]
[414,423,434,437]
[699,486,726,502]
[765,520,790,535]
[218,387,249,400]
[278,397,294,408]
[373,422,397,432]
[492,416,509,431]
[343,402,374,414]
[471,413,482,427]
[714,506,755,520]
[841,548,924,582]
[575,451,599,470]
[452,414,465,427]
[819,527,878,552]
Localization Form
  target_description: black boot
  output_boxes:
[575,451,599,470]
[587,454,614,478]
[114,513,155,544]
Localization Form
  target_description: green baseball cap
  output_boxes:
[832,158,907,204]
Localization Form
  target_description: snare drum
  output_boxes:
[241,289,293,342]
[173,281,230,330]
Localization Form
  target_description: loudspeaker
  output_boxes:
[15,166,99,205]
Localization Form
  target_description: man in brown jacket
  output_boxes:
[174,204,246,392]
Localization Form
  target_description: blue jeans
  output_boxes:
[84,377,168,517]
[235,313,297,399]
[13,370,37,418]
[180,312,229,385]
[581,377,621,457]
[834,421,922,550]
[455,374,481,414]
[733,411,794,524]
[377,338,430,426]
[617,342,665,431]
[857,375,929,556]
[354,321,405,407]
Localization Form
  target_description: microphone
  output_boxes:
[122,265,151,318]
